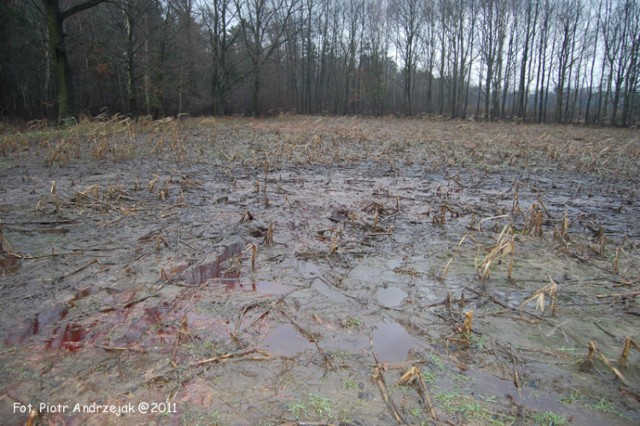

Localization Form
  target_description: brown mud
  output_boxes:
[0,115,639,425]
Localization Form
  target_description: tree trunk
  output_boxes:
[251,64,260,117]
[125,4,136,114]
[45,0,72,122]
[44,0,107,123]
[585,2,601,124]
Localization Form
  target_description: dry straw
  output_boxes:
[519,274,558,315]
[476,223,515,281]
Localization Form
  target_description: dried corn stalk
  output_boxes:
[519,274,558,315]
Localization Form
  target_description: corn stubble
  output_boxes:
[580,339,636,387]
[5,116,639,422]
[519,275,558,315]
[476,224,515,281]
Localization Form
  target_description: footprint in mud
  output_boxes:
[376,286,407,308]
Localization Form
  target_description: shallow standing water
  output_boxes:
[0,116,638,425]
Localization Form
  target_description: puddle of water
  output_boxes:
[376,287,406,307]
[348,261,383,284]
[262,324,314,356]
[186,242,243,286]
[470,371,629,426]
[372,320,415,363]
[0,256,20,275]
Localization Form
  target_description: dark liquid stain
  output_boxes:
[144,302,172,325]
[188,262,237,285]
[187,242,243,285]
[5,277,287,353]
[67,288,92,306]
[262,324,315,356]
[108,302,173,345]
[5,304,90,352]
[376,287,407,307]
[0,256,20,275]
[46,323,88,352]
[5,306,69,346]
[185,312,229,339]
[372,320,415,363]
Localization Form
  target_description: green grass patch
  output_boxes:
[560,390,628,419]
[529,411,568,425]
[288,393,334,421]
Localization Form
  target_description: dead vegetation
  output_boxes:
[0,115,639,425]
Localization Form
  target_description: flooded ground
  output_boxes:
[0,115,639,425]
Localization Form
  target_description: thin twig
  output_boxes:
[195,348,270,366]
[370,332,409,425]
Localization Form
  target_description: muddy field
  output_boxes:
[0,115,639,425]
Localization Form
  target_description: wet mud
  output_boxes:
[0,116,639,424]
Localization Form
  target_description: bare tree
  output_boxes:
[533,0,554,122]
[479,0,508,120]
[421,1,437,113]
[554,0,582,123]
[584,0,602,124]
[235,0,300,116]
[2,0,639,126]
[100,0,159,114]
[390,0,423,115]
[603,0,640,126]
[621,0,640,126]
[516,0,538,119]
[340,0,365,114]
[201,0,242,115]
[363,0,392,115]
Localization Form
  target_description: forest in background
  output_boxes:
[1,0,639,126]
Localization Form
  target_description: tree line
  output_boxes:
[1,0,638,126]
